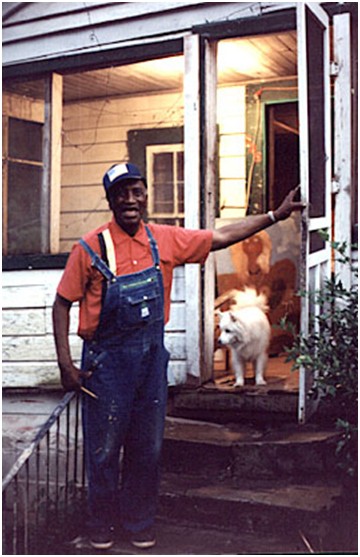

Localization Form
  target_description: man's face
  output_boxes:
[108,180,147,235]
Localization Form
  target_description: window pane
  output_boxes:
[306,7,326,218]
[177,151,184,213]
[154,184,174,213]
[153,152,173,182]
[7,162,43,254]
[177,150,184,181]
[9,118,43,162]
[153,153,174,213]
[309,230,326,254]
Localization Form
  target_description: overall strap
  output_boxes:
[97,233,109,267]
[79,238,115,282]
[101,229,117,275]
[145,226,160,268]
[97,232,110,307]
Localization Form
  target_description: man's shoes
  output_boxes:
[90,526,114,550]
[130,527,156,549]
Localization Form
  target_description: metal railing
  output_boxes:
[2,392,86,555]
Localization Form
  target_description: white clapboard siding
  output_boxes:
[3,309,47,336]
[62,93,184,132]
[3,335,82,362]
[61,186,109,214]
[60,212,112,243]
[2,361,187,389]
[3,285,47,309]
[62,143,129,166]
[61,163,117,188]
[3,2,282,66]
[2,265,187,388]
[60,91,184,245]
[63,126,128,147]
[2,270,80,387]
[3,2,201,30]
[3,92,44,123]
[2,363,62,389]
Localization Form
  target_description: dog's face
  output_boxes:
[216,311,245,349]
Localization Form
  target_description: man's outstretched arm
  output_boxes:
[211,186,305,252]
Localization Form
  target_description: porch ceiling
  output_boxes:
[3,31,297,102]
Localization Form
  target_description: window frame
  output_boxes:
[146,143,184,226]
[2,74,64,269]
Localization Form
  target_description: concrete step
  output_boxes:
[61,518,306,555]
[157,472,344,552]
[30,472,352,555]
[169,386,299,423]
[162,416,340,482]
[160,418,346,551]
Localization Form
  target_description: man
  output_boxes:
[53,162,304,550]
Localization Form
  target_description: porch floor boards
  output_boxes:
[212,353,299,394]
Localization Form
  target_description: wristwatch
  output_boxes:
[267,210,277,223]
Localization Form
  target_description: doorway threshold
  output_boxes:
[168,386,298,424]
[168,358,299,425]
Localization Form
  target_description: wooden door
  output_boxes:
[297,2,332,423]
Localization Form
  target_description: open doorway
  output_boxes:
[266,101,299,209]
[213,100,301,394]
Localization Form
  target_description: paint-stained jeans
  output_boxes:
[81,323,169,533]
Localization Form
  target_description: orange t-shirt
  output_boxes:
[57,218,213,339]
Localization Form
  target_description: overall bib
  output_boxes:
[79,226,169,533]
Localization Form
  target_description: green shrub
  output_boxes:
[284,237,358,479]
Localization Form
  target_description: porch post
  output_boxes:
[201,37,218,382]
[42,72,63,254]
[184,33,202,379]
[333,13,352,289]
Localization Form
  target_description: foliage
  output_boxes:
[284,236,358,478]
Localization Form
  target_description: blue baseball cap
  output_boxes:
[103,162,147,193]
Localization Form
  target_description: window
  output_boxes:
[146,144,184,226]
[3,117,44,255]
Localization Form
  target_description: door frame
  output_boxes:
[199,4,336,424]
[297,2,332,423]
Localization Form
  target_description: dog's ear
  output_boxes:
[229,311,237,322]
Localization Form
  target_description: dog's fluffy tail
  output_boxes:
[230,287,269,313]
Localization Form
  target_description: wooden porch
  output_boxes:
[213,353,298,394]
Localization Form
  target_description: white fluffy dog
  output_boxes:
[216,288,271,387]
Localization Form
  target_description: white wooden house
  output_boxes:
[2,2,357,422]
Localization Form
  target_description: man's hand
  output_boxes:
[274,185,306,221]
[59,361,92,392]
[60,362,81,392]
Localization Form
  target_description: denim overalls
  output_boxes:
[79,226,169,534]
